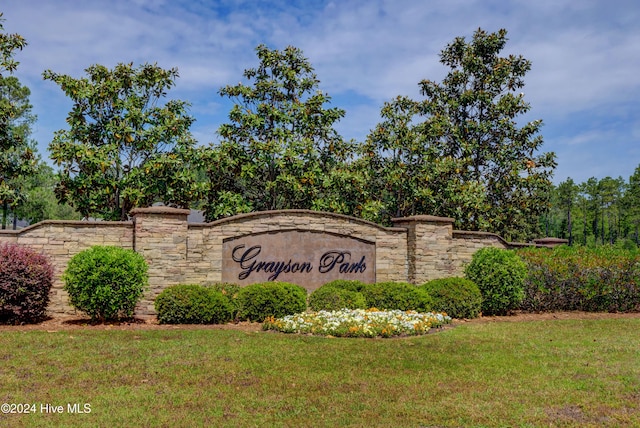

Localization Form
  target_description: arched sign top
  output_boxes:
[193,209,406,233]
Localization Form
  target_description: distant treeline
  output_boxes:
[541,167,640,247]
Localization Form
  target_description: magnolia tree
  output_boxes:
[203,44,364,220]
[44,63,202,221]
[361,28,556,240]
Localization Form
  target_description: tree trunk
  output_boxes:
[567,206,573,246]
[1,201,7,230]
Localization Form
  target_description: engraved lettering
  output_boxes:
[231,244,312,281]
[319,251,349,273]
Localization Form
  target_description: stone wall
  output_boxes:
[0,221,133,315]
[185,210,408,289]
[0,207,553,318]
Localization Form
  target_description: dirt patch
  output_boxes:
[1,311,639,333]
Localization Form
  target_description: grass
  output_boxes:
[1,318,639,427]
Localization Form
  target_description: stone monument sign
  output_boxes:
[221,229,376,290]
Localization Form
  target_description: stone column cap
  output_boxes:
[130,206,192,216]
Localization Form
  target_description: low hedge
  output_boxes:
[320,279,368,293]
[204,282,241,313]
[517,246,640,313]
[0,243,54,324]
[308,284,367,311]
[235,282,307,322]
[155,284,235,324]
[360,281,433,312]
[420,277,482,319]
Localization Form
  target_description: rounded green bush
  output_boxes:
[63,246,148,321]
[360,281,433,312]
[308,285,367,311]
[464,247,527,316]
[420,277,482,319]
[204,282,241,313]
[155,284,234,324]
[0,243,54,324]
[235,282,307,322]
[320,279,368,293]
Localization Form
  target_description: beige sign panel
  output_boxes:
[222,229,375,291]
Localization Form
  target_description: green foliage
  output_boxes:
[420,277,482,319]
[361,29,555,239]
[465,247,527,315]
[204,282,241,299]
[0,13,26,76]
[235,281,307,322]
[154,284,235,324]
[203,44,360,220]
[0,49,38,229]
[204,281,241,313]
[319,279,368,292]
[308,284,367,311]
[43,63,202,221]
[358,95,478,223]
[541,167,640,248]
[0,243,53,324]
[517,246,640,312]
[360,281,433,312]
[14,162,79,224]
[63,246,148,321]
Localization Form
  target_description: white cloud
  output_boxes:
[1,0,638,183]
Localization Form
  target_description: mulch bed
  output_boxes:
[2,311,639,332]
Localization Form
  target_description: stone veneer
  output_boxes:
[0,207,562,318]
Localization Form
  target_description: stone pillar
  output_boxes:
[392,215,455,284]
[130,207,190,316]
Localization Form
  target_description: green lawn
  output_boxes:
[1,318,639,427]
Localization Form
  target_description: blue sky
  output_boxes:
[2,0,639,184]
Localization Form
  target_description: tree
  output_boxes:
[0,13,26,74]
[0,15,36,229]
[598,176,625,244]
[14,162,79,224]
[43,63,201,221]
[542,173,640,248]
[625,166,640,245]
[359,95,486,224]
[365,28,555,240]
[556,178,578,245]
[203,44,353,220]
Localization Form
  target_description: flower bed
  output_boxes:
[262,308,452,338]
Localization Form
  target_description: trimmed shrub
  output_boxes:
[320,279,368,293]
[204,282,241,314]
[235,282,307,322]
[465,247,527,315]
[420,277,482,319]
[0,243,54,324]
[308,285,367,311]
[63,246,148,321]
[517,246,640,313]
[205,282,241,299]
[155,284,234,324]
[360,281,433,312]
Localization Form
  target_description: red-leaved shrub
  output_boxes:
[0,243,54,324]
